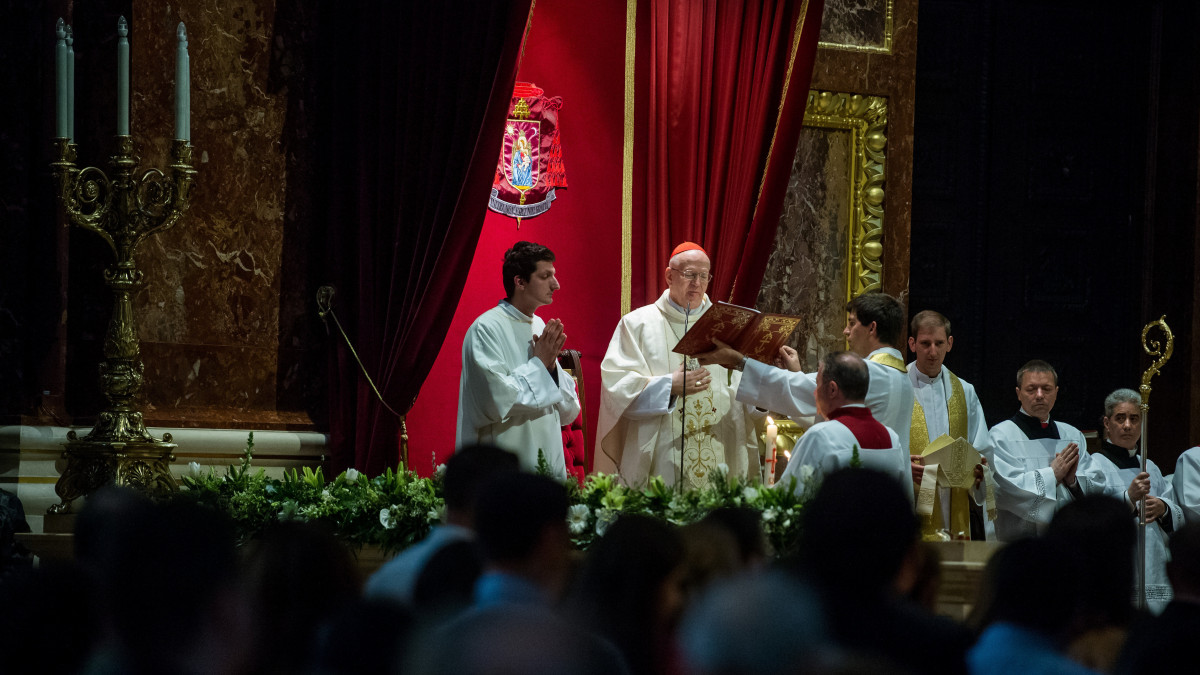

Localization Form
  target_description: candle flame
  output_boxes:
[766,416,775,425]
[784,450,791,460]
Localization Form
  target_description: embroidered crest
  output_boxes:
[489,82,567,227]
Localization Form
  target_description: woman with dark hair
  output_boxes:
[565,514,686,675]
[1090,388,1183,614]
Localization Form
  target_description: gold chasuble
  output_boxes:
[911,371,971,539]
[868,352,907,373]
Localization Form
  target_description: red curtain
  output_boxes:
[323,0,534,475]
[642,0,825,307]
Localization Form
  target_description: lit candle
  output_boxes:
[765,417,778,486]
[55,19,67,138]
[117,17,130,136]
[66,25,74,141]
[175,22,190,141]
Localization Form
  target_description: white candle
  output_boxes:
[117,17,130,136]
[66,25,74,141]
[175,22,190,141]
[765,417,778,486]
[55,19,67,138]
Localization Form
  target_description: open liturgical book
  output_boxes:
[672,302,801,363]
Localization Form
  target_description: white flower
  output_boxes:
[800,464,815,482]
[595,508,619,536]
[567,504,591,535]
[345,468,360,484]
[379,507,396,529]
[321,489,332,501]
[761,508,779,523]
[434,463,447,479]
[743,486,760,502]
[427,508,442,522]
[716,463,730,479]
[188,461,203,477]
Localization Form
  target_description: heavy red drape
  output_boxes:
[642,0,825,307]
[324,0,533,475]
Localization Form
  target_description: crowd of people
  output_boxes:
[4,448,1197,674]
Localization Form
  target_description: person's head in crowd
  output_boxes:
[1167,521,1200,601]
[900,542,944,612]
[1015,359,1060,421]
[243,519,362,675]
[678,569,830,675]
[678,520,742,598]
[566,513,686,675]
[474,472,572,598]
[1101,388,1143,450]
[844,292,904,355]
[76,490,250,674]
[409,604,628,675]
[975,537,1083,641]
[412,538,484,615]
[311,598,414,675]
[797,468,920,595]
[814,351,870,418]
[699,506,769,567]
[1046,494,1135,629]
[443,444,520,528]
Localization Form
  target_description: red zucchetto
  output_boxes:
[671,241,707,260]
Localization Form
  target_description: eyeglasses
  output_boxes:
[670,267,712,283]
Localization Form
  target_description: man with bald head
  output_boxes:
[596,242,761,489]
[775,351,913,503]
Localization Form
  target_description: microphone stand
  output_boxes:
[679,302,692,493]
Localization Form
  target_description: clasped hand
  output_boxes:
[532,319,566,370]
[1050,442,1080,486]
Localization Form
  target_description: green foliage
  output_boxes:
[176,435,818,557]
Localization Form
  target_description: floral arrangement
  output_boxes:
[176,434,819,557]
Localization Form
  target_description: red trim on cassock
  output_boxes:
[825,406,892,449]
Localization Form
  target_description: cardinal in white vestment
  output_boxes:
[595,242,760,489]
[906,310,992,540]
[699,291,915,456]
[775,351,913,505]
[987,360,1106,542]
[1090,388,1183,614]
[457,242,580,477]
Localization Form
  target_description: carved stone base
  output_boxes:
[49,435,178,514]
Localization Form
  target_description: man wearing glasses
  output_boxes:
[595,242,761,489]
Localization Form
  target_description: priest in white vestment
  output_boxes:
[595,242,760,489]
[775,351,913,505]
[987,360,1106,542]
[906,310,992,540]
[698,292,915,456]
[1089,388,1182,614]
[1173,446,1200,523]
[457,242,580,477]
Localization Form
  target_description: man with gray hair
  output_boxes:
[774,352,912,504]
[987,360,1106,541]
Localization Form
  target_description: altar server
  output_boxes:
[906,310,992,540]
[699,292,915,455]
[1088,388,1181,614]
[987,360,1106,541]
[1172,446,1200,523]
[456,242,580,477]
[775,352,912,504]
[595,242,760,489]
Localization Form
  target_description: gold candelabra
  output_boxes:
[48,135,197,513]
